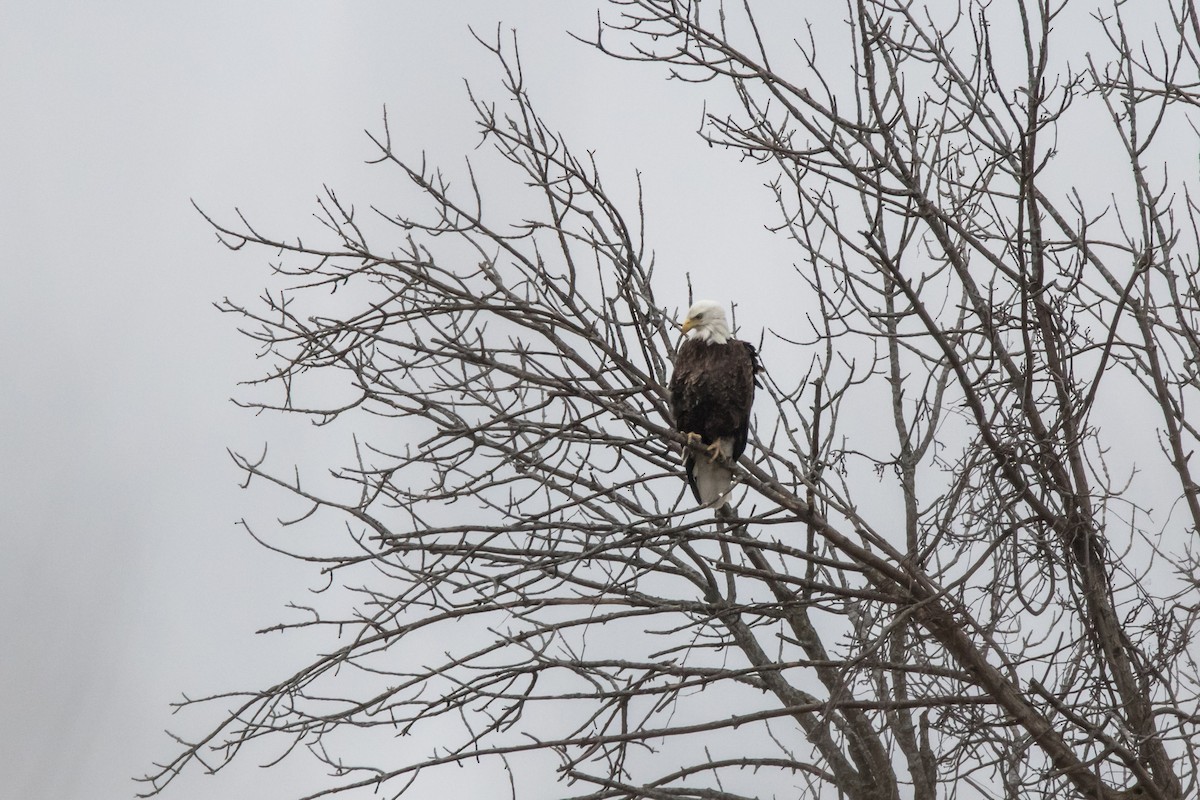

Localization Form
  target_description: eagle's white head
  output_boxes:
[681,300,731,344]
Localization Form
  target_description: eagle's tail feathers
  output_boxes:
[691,437,736,507]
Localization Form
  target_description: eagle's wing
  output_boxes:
[730,340,759,461]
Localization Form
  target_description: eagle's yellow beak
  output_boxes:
[681,318,695,333]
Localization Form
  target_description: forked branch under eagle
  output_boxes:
[668,300,760,508]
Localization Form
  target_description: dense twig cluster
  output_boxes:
[144,3,1200,799]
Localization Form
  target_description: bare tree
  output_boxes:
[143,2,1200,798]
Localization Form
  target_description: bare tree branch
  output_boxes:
[144,4,1200,799]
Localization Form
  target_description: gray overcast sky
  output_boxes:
[7,1,1195,799]
[0,3,800,798]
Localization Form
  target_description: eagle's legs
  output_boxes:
[683,433,727,464]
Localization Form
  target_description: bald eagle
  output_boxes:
[668,300,759,508]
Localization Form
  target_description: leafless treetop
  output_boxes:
[144,2,1200,799]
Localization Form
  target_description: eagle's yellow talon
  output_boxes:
[681,432,720,462]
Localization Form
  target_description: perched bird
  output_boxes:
[668,300,759,508]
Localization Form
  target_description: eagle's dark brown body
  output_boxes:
[668,337,759,506]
